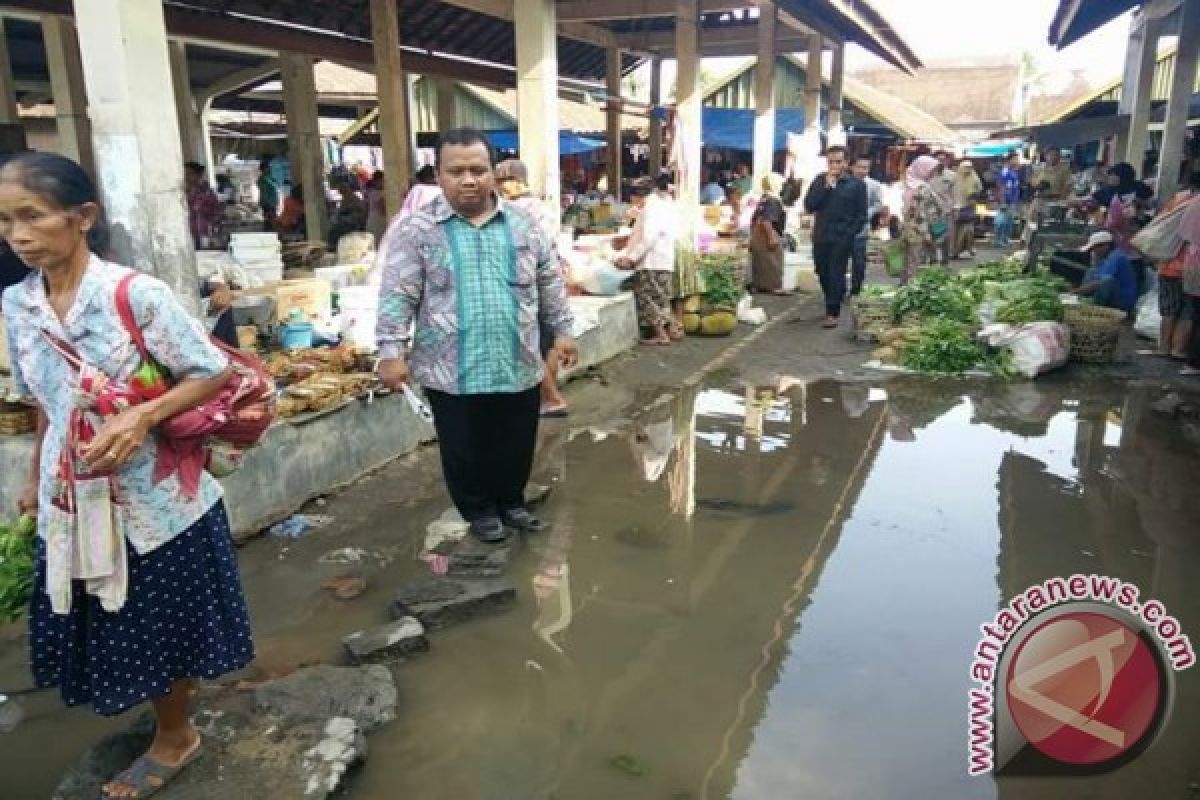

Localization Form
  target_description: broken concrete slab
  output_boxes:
[343,617,429,665]
[391,576,517,630]
[52,665,395,800]
[446,540,512,578]
[256,665,397,733]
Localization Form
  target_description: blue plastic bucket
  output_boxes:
[279,322,314,350]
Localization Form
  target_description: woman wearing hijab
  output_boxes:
[1091,162,1155,253]
[900,155,941,282]
[749,172,790,295]
[951,160,983,259]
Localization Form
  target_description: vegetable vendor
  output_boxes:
[1072,230,1138,314]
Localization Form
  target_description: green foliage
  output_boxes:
[899,318,987,374]
[0,515,36,622]
[992,279,1065,325]
[697,253,743,310]
[891,268,975,324]
[956,261,1024,301]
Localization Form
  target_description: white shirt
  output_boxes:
[623,192,678,272]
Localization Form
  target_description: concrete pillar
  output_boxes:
[827,41,846,148]
[42,15,94,174]
[406,72,420,173]
[281,53,327,243]
[1121,10,1163,174]
[675,0,703,249]
[752,4,777,188]
[0,20,19,125]
[1158,0,1200,199]
[435,76,457,130]
[606,47,623,198]
[168,41,206,165]
[514,0,562,217]
[648,56,663,177]
[794,35,824,192]
[71,0,195,308]
[370,0,413,218]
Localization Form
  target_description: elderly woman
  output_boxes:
[900,155,942,282]
[749,173,790,295]
[1,152,253,799]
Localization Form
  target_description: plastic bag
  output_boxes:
[579,263,631,296]
[1134,289,1160,340]
[979,322,1070,378]
[1131,201,1189,263]
[737,295,766,325]
[884,241,906,277]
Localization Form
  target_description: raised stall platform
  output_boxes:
[0,293,637,540]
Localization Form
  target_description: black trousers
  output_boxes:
[425,386,541,522]
[813,238,852,317]
[850,234,868,296]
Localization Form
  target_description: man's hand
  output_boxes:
[614,257,634,270]
[826,173,839,188]
[378,357,410,390]
[551,337,579,371]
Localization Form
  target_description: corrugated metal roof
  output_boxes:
[1043,44,1200,123]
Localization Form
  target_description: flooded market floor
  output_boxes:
[3,375,1200,799]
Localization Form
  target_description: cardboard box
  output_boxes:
[240,278,332,325]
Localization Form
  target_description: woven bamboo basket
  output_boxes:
[1063,304,1125,364]
[0,403,35,436]
[852,297,893,343]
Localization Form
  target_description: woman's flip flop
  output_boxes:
[102,743,203,799]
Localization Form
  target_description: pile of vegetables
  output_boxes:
[897,319,988,374]
[696,253,744,310]
[891,267,976,325]
[0,515,36,623]
[865,259,1067,377]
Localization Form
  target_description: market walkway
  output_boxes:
[3,282,1200,799]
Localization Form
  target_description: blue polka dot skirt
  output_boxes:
[29,501,255,717]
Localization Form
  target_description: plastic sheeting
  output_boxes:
[485,130,606,155]
[701,107,808,152]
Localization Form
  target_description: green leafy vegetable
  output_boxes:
[697,253,743,310]
[892,268,975,324]
[899,318,987,373]
[0,515,36,622]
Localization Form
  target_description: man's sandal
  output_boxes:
[102,744,203,799]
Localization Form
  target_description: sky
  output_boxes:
[847,0,1133,87]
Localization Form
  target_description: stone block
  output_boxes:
[342,617,429,665]
[446,542,512,578]
[391,577,516,630]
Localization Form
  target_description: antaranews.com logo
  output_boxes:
[967,574,1195,776]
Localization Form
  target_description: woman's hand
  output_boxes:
[16,481,37,516]
[82,407,153,470]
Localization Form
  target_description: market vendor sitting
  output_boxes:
[1072,230,1138,314]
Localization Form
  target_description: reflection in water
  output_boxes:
[6,378,1198,799]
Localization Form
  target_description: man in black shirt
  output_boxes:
[803,145,867,328]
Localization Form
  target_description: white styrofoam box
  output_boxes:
[230,232,280,247]
[338,285,379,312]
[340,308,378,350]
[782,263,799,291]
[241,263,283,288]
[196,250,236,281]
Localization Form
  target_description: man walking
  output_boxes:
[376,128,579,543]
[804,145,867,328]
[993,151,1022,248]
[850,156,884,297]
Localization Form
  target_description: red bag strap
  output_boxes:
[114,271,149,361]
[40,329,84,372]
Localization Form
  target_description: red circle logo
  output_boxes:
[1005,611,1164,766]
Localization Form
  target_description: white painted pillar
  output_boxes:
[72,0,195,306]
[405,72,420,173]
[168,41,206,165]
[514,0,561,217]
[827,41,846,148]
[1121,10,1163,174]
[752,4,777,188]
[435,76,457,130]
[795,35,824,192]
[675,0,702,249]
[0,20,19,125]
[648,56,663,177]
[370,0,414,217]
[42,15,94,174]
[281,53,327,243]
[1158,0,1200,199]
[606,47,623,198]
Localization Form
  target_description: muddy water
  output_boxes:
[3,377,1200,799]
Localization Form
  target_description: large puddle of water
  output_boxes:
[3,377,1199,799]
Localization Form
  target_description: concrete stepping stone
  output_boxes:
[391,577,516,630]
[342,617,429,665]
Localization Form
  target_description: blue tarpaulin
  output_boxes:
[485,130,606,155]
[701,107,807,152]
[966,139,1025,158]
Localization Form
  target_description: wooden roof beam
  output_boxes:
[617,22,810,50]
[431,0,621,49]
[643,38,811,58]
